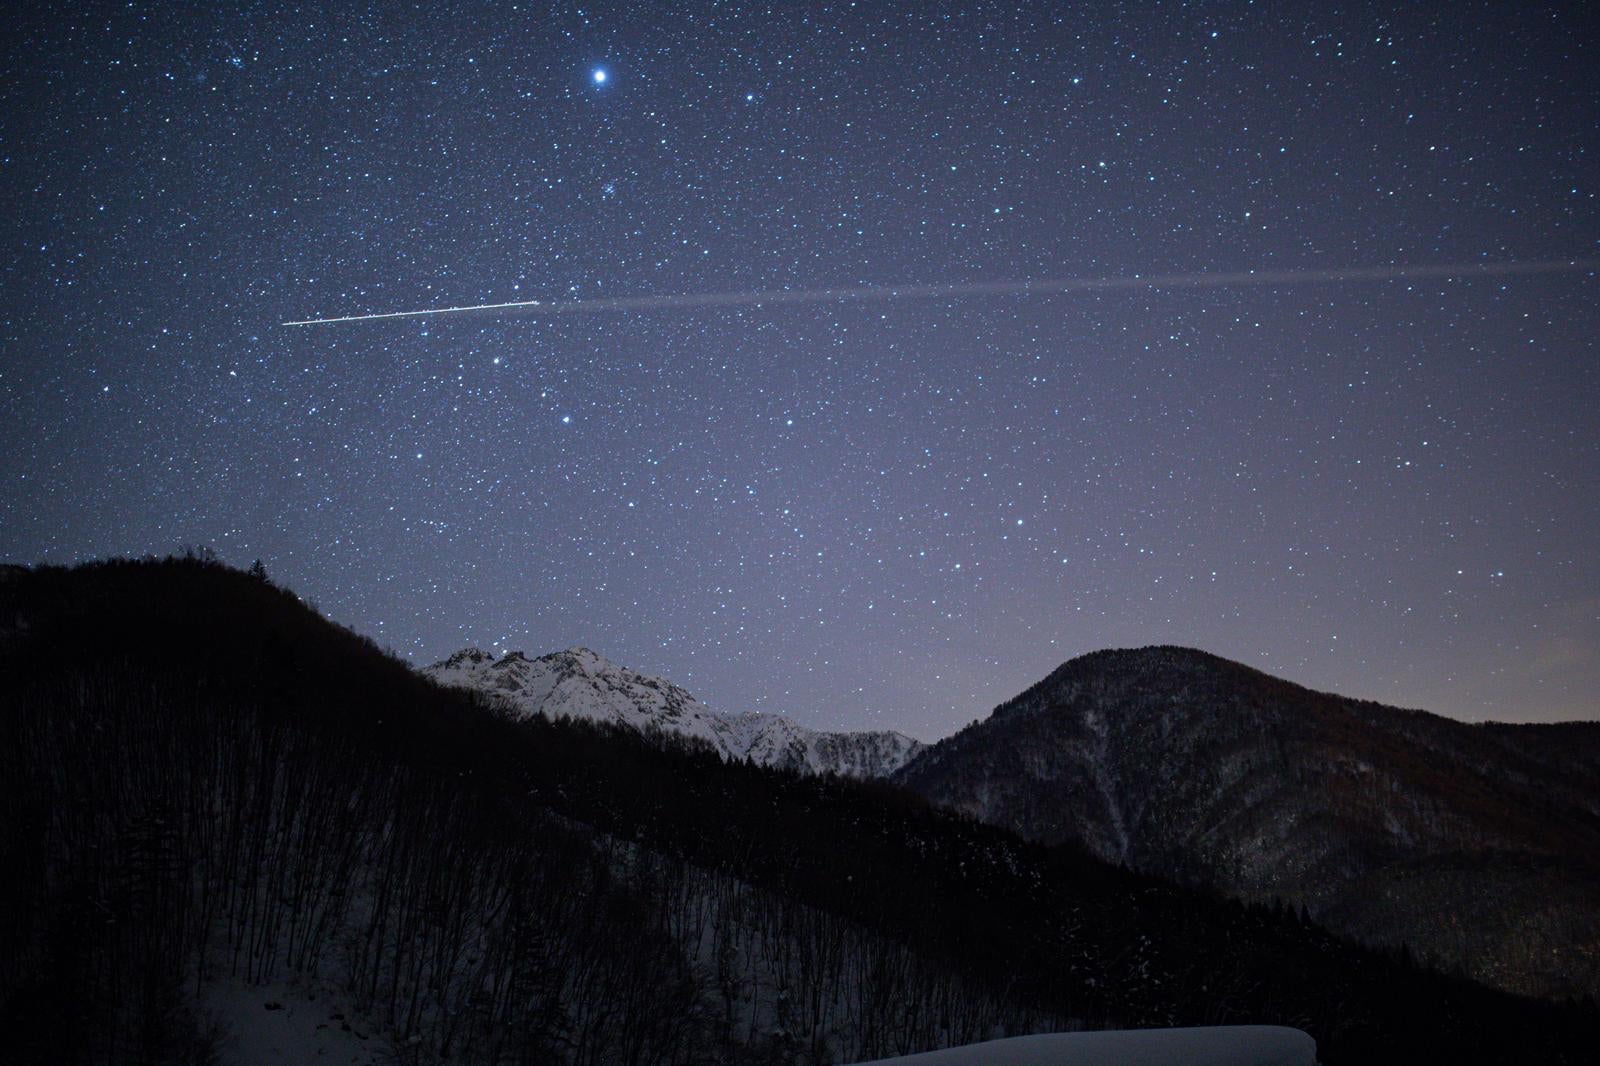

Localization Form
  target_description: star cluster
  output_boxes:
[2,2,1596,733]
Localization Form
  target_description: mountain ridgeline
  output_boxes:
[421,636,1600,1005]
[893,646,1600,1002]
[403,625,1600,1006]
[1,560,1596,1064]
[424,645,923,778]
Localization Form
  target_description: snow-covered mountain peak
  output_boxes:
[546,645,611,672]
[422,647,923,778]
[436,646,495,670]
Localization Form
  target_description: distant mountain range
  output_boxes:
[893,645,1600,1001]
[424,646,924,778]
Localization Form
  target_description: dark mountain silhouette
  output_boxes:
[2,561,1595,1063]
[894,645,1600,1001]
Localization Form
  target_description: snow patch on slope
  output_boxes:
[1083,706,1131,863]
[848,1026,1317,1066]
[203,975,388,1065]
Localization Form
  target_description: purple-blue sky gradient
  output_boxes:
[3,2,1596,735]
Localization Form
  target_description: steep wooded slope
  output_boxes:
[895,646,1600,1000]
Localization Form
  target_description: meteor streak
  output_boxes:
[282,258,1598,326]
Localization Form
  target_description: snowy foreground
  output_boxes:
[850,1027,1317,1066]
[203,969,1315,1066]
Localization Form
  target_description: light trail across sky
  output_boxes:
[282,258,1598,326]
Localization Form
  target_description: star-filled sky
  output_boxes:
[3,2,1597,735]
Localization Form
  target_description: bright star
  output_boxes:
[592,68,607,85]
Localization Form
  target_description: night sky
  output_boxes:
[3,2,1596,735]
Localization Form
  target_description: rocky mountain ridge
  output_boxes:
[424,645,924,778]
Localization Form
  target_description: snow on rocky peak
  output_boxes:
[423,646,924,778]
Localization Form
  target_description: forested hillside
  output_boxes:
[895,646,1600,1000]
[1,559,1594,1064]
